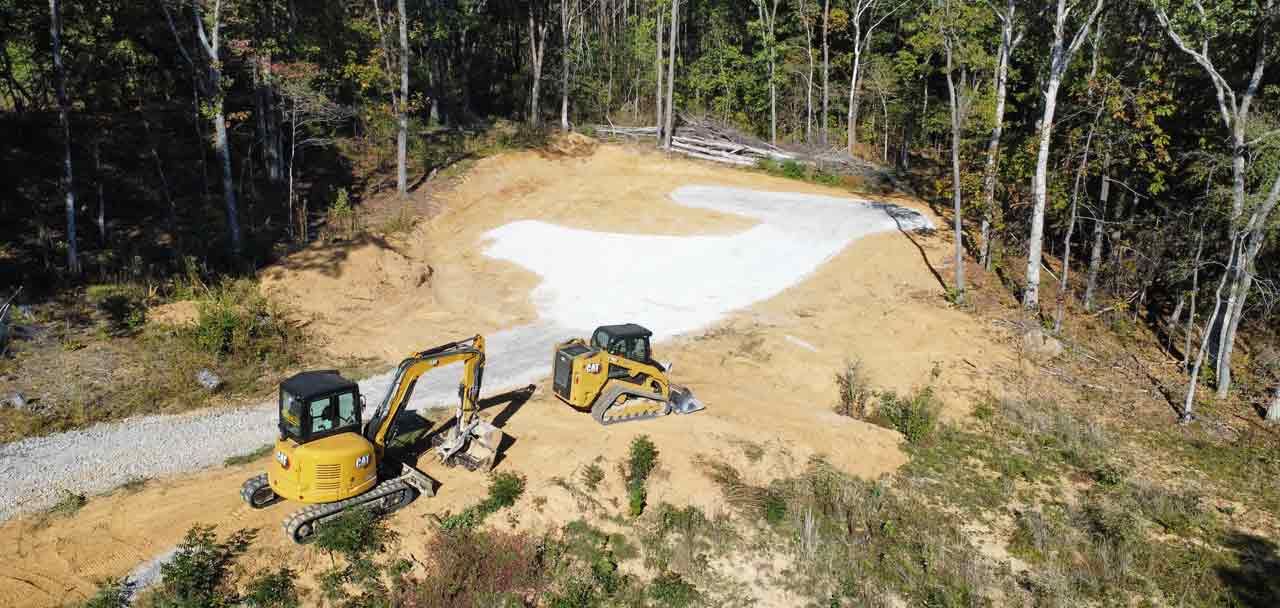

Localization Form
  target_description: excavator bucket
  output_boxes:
[668,385,705,415]
[432,416,505,472]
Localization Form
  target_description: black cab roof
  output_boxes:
[281,370,358,400]
[594,323,652,340]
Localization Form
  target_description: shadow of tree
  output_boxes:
[259,232,408,280]
[1217,531,1280,607]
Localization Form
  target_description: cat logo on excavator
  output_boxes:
[551,324,705,425]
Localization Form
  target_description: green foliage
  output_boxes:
[626,436,659,517]
[46,489,88,518]
[242,568,301,608]
[86,284,148,336]
[187,279,296,362]
[439,471,527,531]
[152,526,254,608]
[871,386,940,444]
[649,571,699,608]
[315,508,397,560]
[80,578,132,608]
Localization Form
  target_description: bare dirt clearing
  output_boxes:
[0,144,1014,607]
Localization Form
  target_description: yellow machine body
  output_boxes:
[267,432,379,504]
[552,324,703,425]
[243,335,501,542]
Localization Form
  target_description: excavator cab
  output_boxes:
[278,371,362,444]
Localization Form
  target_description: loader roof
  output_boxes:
[281,370,358,399]
[595,323,652,339]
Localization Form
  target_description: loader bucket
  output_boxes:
[669,386,705,415]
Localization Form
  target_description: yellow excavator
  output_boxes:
[552,324,704,425]
[240,335,504,542]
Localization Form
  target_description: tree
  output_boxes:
[754,0,782,145]
[844,0,905,156]
[396,0,409,197]
[794,0,819,143]
[1021,0,1106,311]
[662,0,678,150]
[560,0,588,130]
[978,0,1024,270]
[1154,0,1277,397]
[528,1,551,126]
[161,0,244,257]
[48,0,77,274]
[276,63,354,241]
[938,0,977,304]
[821,0,831,146]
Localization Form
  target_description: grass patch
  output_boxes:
[626,435,659,517]
[834,358,872,419]
[439,471,527,531]
[224,443,273,467]
[45,490,88,518]
[120,476,150,493]
[580,461,606,493]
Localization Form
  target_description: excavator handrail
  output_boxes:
[362,335,486,454]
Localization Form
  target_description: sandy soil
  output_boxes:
[0,144,1014,607]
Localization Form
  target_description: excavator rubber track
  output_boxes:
[240,473,282,509]
[281,464,430,543]
[590,382,671,425]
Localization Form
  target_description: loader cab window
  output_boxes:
[593,329,650,363]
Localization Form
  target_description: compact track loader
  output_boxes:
[552,324,704,425]
[240,335,504,543]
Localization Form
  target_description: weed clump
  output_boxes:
[580,462,605,492]
[872,386,940,444]
[834,359,873,419]
[626,435,659,517]
[439,471,527,531]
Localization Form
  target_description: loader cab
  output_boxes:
[279,371,362,445]
[591,323,652,364]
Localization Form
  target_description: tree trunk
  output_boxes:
[94,140,105,244]
[655,8,664,131]
[1183,226,1203,371]
[943,32,964,304]
[820,0,830,147]
[846,45,862,156]
[396,0,409,197]
[1053,118,1097,332]
[801,5,815,144]
[979,0,1019,271]
[880,91,889,162]
[560,0,572,130]
[50,0,78,275]
[1083,150,1111,310]
[1023,0,1104,311]
[1184,238,1236,423]
[1266,382,1280,423]
[528,9,548,126]
[192,1,243,257]
[662,0,678,150]
[1023,75,1061,310]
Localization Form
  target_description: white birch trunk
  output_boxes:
[979,0,1020,270]
[50,0,78,274]
[396,0,409,197]
[662,0,678,150]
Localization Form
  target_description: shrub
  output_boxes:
[153,525,253,607]
[627,436,659,517]
[409,528,542,608]
[439,472,526,531]
[780,159,806,179]
[834,359,872,418]
[580,462,605,492]
[46,489,88,517]
[187,279,297,362]
[763,492,787,525]
[872,387,940,444]
[86,284,147,335]
[242,567,301,608]
[649,571,699,607]
[80,578,132,608]
[315,507,396,560]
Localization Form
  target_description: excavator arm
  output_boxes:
[362,335,486,456]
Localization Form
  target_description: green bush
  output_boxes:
[763,492,787,525]
[649,571,699,607]
[626,436,659,517]
[80,578,132,608]
[779,159,806,179]
[315,507,396,560]
[187,279,296,362]
[86,284,147,335]
[242,567,301,608]
[628,484,647,518]
[440,472,527,531]
[872,387,940,444]
[152,525,253,608]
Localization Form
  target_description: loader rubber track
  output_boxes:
[590,382,670,425]
[281,476,416,543]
